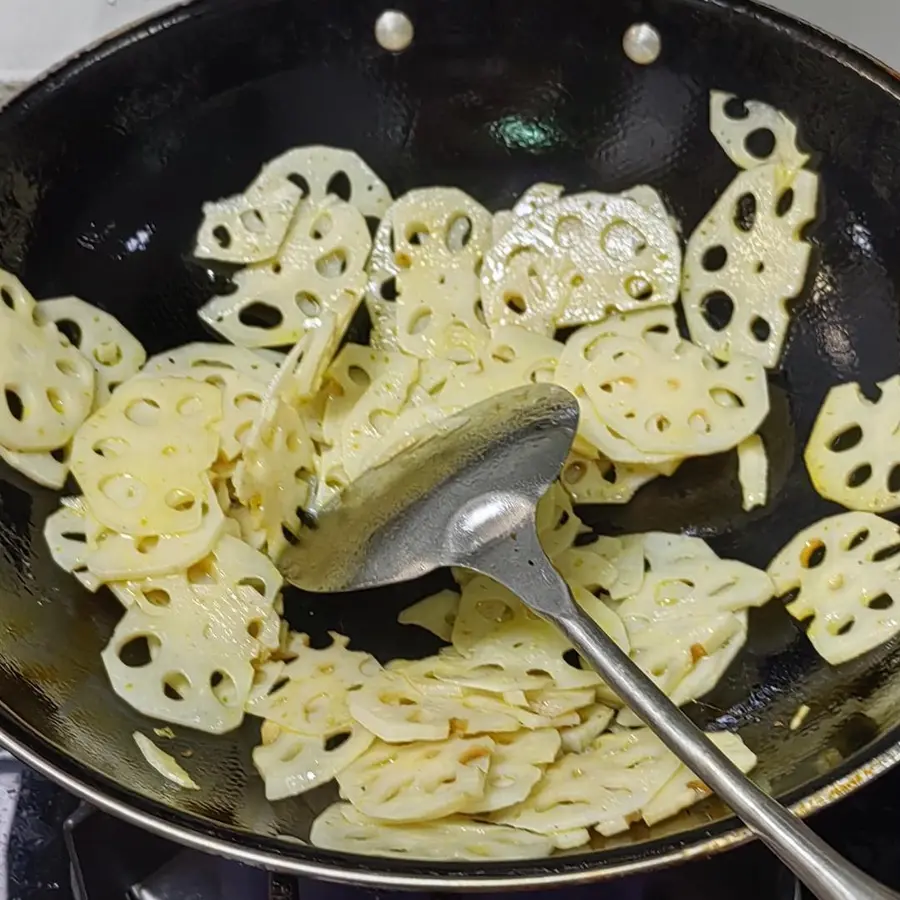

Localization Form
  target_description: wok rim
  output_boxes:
[3,0,900,888]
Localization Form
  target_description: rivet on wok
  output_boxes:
[375,10,414,53]
[623,22,662,65]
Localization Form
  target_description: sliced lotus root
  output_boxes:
[142,342,279,384]
[558,372,679,469]
[462,728,561,815]
[0,268,39,319]
[584,336,769,458]
[665,613,748,706]
[398,589,460,642]
[337,735,494,823]
[642,731,757,827]
[449,576,569,660]
[289,312,349,401]
[535,482,585,560]
[310,802,554,861]
[142,342,279,461]
[349,668,549,744]
[554,534,645,601]
[682,163,818,368]
[147,365,263,462]
[101,561,281,733]
[738,433,768,511]
[395,264,488,363]
[553,192,682,327]
[483,191,681,333]
[347,670,466,743]
[133,731,200,790]
[319,344,394,448]
[546,829,591,850]
[254,145,392,218]
[555,307,680,393]
[365,191,480,326]
[71,377,221,536]
[559,703,615,753]
[435,327,564,416]
[614,534,772,711]
[200,198,368,348]
[365,188,492,356]
[525,688,595,720]
[623,184,678,229]
[710,91,810,172]
[804,377,900,513]
[233,365,315,557]
[768,512,900,665]
[0,281,95,452]
[196,146,391,264]
[420,683,554,736]
[338,352,419,481]
[408,356,455,404]
[492,209,514,244]
[641,531,716,567]
[615,611,748,728]
[372,187,493,278]
[196,180,300,264]
[46,488,225,590]
[0,444,70,490]
[576,584,631,647]
[366,295,401,352]
[628,532,772,618]
[225,502,268,550]
[245,658,286,711]
[35,296,146,405]
[560,451,673,505]
[478,185,573,335]
[493,729,681,836]
[43,499,103,591]
[250,632,381,735]
[572,397,682,467]
[556,311,682,463]
[512,183,565,219]
[254,721,375,801]
[484,184,568,320]
[409,650,553,695]
[84,484,227,583]
[449,576,615,691]
[310,442,351,512]
[484,248,566,336]
[113,532,283,612]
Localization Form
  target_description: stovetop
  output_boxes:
[4,751,900,900]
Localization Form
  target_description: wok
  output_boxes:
[1,0,900,889]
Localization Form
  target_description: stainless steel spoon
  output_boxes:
[280,383,898,900]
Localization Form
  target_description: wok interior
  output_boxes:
[1,0,900,879]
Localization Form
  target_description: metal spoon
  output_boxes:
[280,383,898,900]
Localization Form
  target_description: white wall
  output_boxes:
[0,0,897,82]
[770,0,900,70]
[0,0,173,82]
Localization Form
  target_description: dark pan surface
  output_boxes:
[2,0,900,887]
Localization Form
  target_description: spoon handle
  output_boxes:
[476,540,900,900]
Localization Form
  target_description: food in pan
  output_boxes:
[737,434,768,511]
[6,89,890,858]
[805,376,900,513]
[133,731,199,790]
[768,512,900,665]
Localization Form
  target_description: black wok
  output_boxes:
[1,0,900,889]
